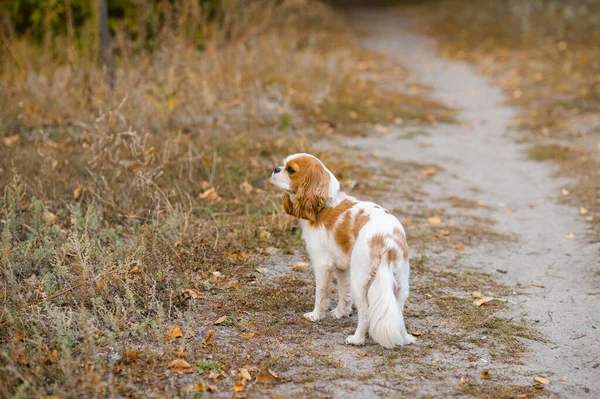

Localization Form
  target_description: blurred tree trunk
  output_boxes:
[98,0,115,89]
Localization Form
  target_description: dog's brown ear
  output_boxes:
[290,163,330,222]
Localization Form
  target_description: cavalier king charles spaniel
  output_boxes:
[271,153,415,348]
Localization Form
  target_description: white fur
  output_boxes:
[271,154,415,348]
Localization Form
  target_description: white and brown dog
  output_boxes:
[271,153,415,348]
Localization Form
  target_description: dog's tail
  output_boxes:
[367,255,414,349]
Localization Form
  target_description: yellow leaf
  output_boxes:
[167,358,192,373]
[255,267,269,274]
[42,210,58,225]
[240,332,255,339]
[375,124,390,134]
[480,370,491,379]
[73,187,83,200]
[204,329,214,344]
[473,297,496,307]
[534,375,550,385]
[291,262,309,272]
[579,207,588,215]
[256,368,278,384]
[165,325,183,342]
[459,376,465,385]
[2,135,20,147]
[240,181,253,194]
[505,210,514,215]
[167,98,178,112]
[233,381,245,392]
[239,368,252,381]
[214,315,228,325]
[420,168,436,176]
[428,217,442,225]
[438,229,450,236]
[561,188,570,196]
[472,291,482,298]
[409,330,422,336]
[559,376,568,382]
[565,232,574,239]
[455,245,465,251]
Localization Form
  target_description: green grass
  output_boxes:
[195,360,225,372]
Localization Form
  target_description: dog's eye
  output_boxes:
[286,166,295,174]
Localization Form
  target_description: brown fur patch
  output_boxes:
[311,198,356,230]
[334,208,371,255]
[334,212,354,254]
[352,209,370,239]
[393,228,410,261]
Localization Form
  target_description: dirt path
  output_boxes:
[344,9,600,398]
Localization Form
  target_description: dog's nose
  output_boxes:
[273,167,282,174]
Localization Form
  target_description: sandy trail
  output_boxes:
[345,9,600,398]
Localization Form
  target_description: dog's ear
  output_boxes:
[290,163,330,222]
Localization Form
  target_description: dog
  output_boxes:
[271,153,415,348]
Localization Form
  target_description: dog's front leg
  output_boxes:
[331,269,352,319]
[304,263,333,322]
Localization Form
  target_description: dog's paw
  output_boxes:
[330,307,351,319]
[345,334,365,346]
[303,311,322,322]
[399,334,416,346]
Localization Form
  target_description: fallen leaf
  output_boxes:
[233,381,245,392]
[371,151,380,159]
[476,200,486,207]
[291,262,309,272]
[438,229,450,236]
[420,168,436,176]
[559,376,568,382]
[2,135,20,146]
[73,187,83,200]
[240,332,255,339]
[516,395,527,398]
[505,210,514,215]
[472,291,482,298]
[166,325,183,342]
[208,371,222,380]
[409,330,422,336]
[255,267,269,274]
[226,280,239,289]
[579,207,588,215]
[199,187,221,202]
[239,368,252,381]
[585,216,593,222]
[42,210,58,224]
[455,245,465,251]
[259,229,271,240]
[480,370,491,379]
[181,289,203,300]
[428,217,442,225]
[534,375,550,385]
[256,368,278,384]
[565,232,574,239]
[130,265,142,274]
[459,376,465,385]
[214,316,228,325]
[401,219,413,225]
[204,329,214,344]
[168,359,192,373]
[473,297,496,306]
[353,349,367,357]
[561,188,570,196]
[240,181,253,194]
[375,124,390,134]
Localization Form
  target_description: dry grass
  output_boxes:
[413,0,600,241]
[0,1,460,397]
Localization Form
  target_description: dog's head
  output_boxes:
[271,153,340,222]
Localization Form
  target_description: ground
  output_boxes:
[1,1,599,398]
